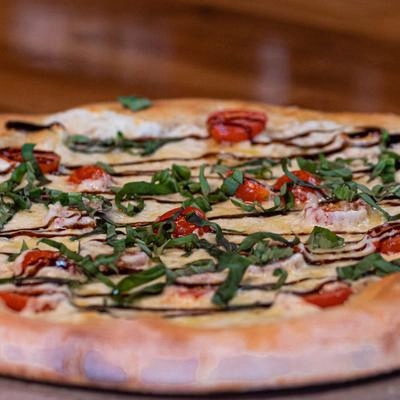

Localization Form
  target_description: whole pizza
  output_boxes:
[1,98,400,393]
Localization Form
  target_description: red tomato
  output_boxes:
[0,147,60,173]
[0,292,29,312]
[226,171,269,202]
[303,285,352,308]
[21,250,61,275]
[156,207,211,238]
[273,170,321,203]
[377,236,400,254]
[207,110,267,142]
[68,165,107,184]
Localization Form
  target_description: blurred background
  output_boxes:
[1,0,400,114]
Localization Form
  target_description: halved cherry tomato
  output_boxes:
[207,110,267,143]
[68,165,108,184]
[0,292,29,311]
[303,285,352,308]
[376,236,400,254]
[156,206,211,238]
[273,170,321,203]
[227,171,269,202]
[21,250,61,276]
[0,147,60,173]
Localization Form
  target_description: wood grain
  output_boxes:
[1,0,400,114]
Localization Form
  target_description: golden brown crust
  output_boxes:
[0,273,398,393]
[3,98,400,134]
[1,99,400,393]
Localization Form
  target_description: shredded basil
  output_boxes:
[272,268,288,289]
[65,131,180,156]
[337,253,400,280]
[212,253,251,307]
[307,226,344,249]
[118,96,152,111]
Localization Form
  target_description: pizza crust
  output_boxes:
[1,99,400,393]
[0,272,397,393]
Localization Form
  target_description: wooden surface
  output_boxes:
[1,372,400,400]
[1,0,400,114]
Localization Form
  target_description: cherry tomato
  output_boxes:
[0,147,60,173]
[226,171,269,202]
[0,292,29,311]
[273,170,321,203]
[207,110,267,142]
[156,206,211,238]
[21,250,61,275]
[376,236,400,254]
[303,285,352,308]
[68,165,108,184]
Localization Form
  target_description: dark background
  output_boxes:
[1,0,400,113]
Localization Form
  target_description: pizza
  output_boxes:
[1,97,400,393]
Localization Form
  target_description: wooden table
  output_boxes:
[1,372,400,400]
[1,0,400,114]
[1,1,400,398]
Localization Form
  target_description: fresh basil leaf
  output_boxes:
[123,282,165,304]
[21,143,50,185]
[272,268,288,289]
[212,253,251,307]
[306,226,344,249]
[172,164,191,181]
[221,170,244,196]
[199,165,210,196]
[337,253,400,280]
[115,265,166,293]
[239,231,297,251]
[250,244,293,266]
[118,96,152,111]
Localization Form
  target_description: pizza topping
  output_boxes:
[302,282,352,308]
[156,207,211,238]
[68,165,108,184]
[344,127,382,147]
[64,131,181,156]
[304,200,369,230]
[15,249,75,277]
[0,147,60,173]
[337,252,400,280]
[4,103,400,323]
[68,165,112,192]
[273,169,321,204]
[207,110,267,142]
[0,292,29,311]
[46,203,96,230]
[306,226,345,250]
[118,96,152,111]
[225,171,269,202]
[117,249,150,271]
[375,235,400,254]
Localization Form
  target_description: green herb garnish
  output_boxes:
[307,226,344,250]
[118,96,152,111]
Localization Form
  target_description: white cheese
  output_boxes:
[45,108,206,140]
